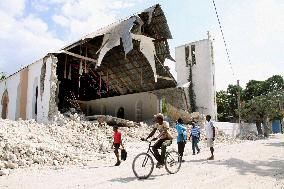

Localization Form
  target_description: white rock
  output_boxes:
[0,162,5,169]
[53,160,59,166]
[0,169,9,176]
[18,159,26,167]
[5,162,18,169]
[9,154,17,162]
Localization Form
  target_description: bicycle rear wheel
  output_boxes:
[164,151,181,174]
[132,152,154,179]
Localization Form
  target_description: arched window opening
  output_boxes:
[116,107,124,119]
[1,90,9,119]
[35,86,38,116]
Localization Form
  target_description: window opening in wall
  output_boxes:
[185,46,189,67]
[1,90,9,119]
[40,62,46,100]
[136,100,143,122]
[35,86,38,116]
[191,45,196,65]
[117,107,124,119]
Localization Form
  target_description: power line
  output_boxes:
[212,0,235,77]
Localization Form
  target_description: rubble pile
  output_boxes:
[0,113,241,176]
[237,131,260,141]
[215,130,241,144]
[0,117,152,175]
[85,115,138,127]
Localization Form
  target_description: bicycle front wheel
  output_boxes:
[165,151,181,174]
[132,152,154,179]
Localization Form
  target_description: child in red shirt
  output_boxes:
[111,126,124,166]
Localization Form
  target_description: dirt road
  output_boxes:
[1,134,283,189]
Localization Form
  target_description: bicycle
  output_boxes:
[132,139,181,179]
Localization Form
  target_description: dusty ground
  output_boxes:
[0,134,283,189]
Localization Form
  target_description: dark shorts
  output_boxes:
[114,143,120,154]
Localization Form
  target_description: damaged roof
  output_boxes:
[57,4,177,97]
[1,4,177,97]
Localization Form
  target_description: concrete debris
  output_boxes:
[237,131,262,141]
[0,169,9,176]
[0,111,243,176]
[0,116,152,173]
[86,115,138,127]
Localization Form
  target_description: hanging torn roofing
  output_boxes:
[54,4,176,100]
[61,5,174,77]
[0,4,177,105]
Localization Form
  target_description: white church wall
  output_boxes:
[26,56,54,123]
[0,72,21,120]
[84,92,159,122]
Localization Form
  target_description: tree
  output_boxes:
[243,80,265,101]
[227,84,243,120]
[240,91,284,136]
[216,90,230,121]
[263,75,284,94]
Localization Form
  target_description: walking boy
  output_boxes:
[189,122,200,155]
[205,115,215,160]
[111,126,124,166]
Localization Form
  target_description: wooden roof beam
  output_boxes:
[63,50,97,64]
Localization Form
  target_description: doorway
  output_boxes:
[117,107,124,119]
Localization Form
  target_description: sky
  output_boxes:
[0,0,283,91]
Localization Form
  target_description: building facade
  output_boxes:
[175,38,217,120]
[0,4,182,123]
[0,55,57,122]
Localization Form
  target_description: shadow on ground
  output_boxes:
[107,173,167,183]
[208,158,284,180]
[264,142,284,148]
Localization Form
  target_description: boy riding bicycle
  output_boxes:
[142,113,173,168]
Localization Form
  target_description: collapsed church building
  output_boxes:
[0,5,192,123]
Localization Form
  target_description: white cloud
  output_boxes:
[0,0,26,16]
[0,3,64,74]
[21,14,49,34]
[53,0,137,40]
[31,0,49,12]
[52,14,70,27]
[0,0,142,74]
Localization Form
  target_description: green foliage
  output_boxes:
[240,91,284,123]
[227,84,243,120]
[161,98,167,113]
[243,75,284,101]
[263,75,284,94]
[188,60,196,112]
[217,75,284,123]
[216,90,230,121]
[243,80,265,101]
